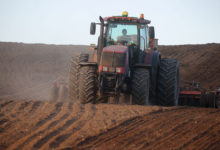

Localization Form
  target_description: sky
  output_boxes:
[0,0,220,45]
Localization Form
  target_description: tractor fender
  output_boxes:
[132,64,152,81]
[133,64,152,70]
[79,62,98,66]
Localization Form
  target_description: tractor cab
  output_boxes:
[103,12,152,49]
[90,11,157,70]
[90,12,157,57]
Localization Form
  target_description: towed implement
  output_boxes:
[179,80,220,108]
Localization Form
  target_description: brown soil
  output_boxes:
[0,100,220,150]
[0,42,220,149]
[159,44,220,89]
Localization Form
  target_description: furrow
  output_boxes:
[49,104,97,149]
[35,102,63,127]
[32,104,85,149]
[75,107,188,149]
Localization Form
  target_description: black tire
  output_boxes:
[157,58,179,106]
[69,53,89,101]
[149,52,160,105]
[216,92,220,108]
[79,65,97,104]
[131,68,150,105]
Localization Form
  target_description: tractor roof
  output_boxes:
[104,12,151,24]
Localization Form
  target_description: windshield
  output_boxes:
[106,23,138,46]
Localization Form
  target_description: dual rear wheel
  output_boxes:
[131,58,179,106]
[157,58,179,106]
[131,68,150,105]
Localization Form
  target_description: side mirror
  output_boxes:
[149,26,155,39]
[90,22,96,35]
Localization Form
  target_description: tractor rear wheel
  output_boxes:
[157,58,179,106]
[131,68,150,105]
[69,53,89,101]
[79,65,97,104]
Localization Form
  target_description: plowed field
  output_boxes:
[1,100,220,150]
[0,42,220,149]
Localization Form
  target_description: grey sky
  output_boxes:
[0,0,220,45]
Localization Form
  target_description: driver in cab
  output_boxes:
[117,29,133,46]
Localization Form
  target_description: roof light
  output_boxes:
[140,13,144,19]
[122,11,128,17]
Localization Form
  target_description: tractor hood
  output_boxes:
[100,45,128,68]
[102,45,128,54]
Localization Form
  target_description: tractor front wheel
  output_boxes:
[69,53,89,101]
[79,65,97,104]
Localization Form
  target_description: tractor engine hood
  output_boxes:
[100,45,129,73]
[102,45,128,54]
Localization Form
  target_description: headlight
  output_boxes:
[116,67,124,74]
[103,66,108,72]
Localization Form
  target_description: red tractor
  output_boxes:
[69,12,179,106]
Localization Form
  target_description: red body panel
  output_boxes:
[102,46,129,75]
[103,45,127,53]
[180,91,201,95]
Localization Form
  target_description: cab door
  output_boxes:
[139,25,149,63]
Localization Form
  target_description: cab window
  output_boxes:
[145,27,149,48]
[106,23,138,46]
[140,26,147,51]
